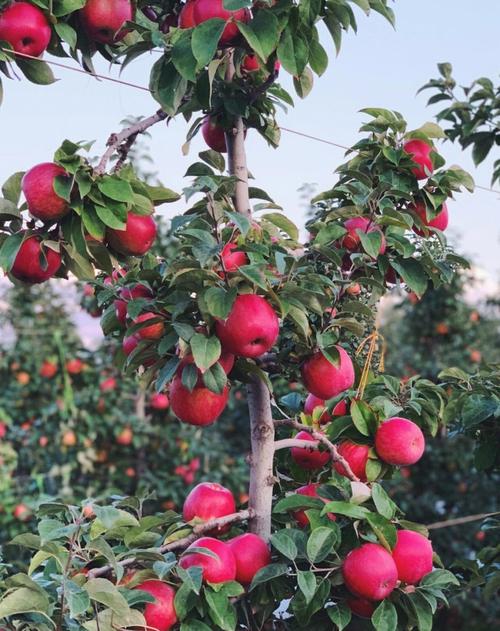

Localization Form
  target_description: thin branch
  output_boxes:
[427,511,500,530]
[273,418,360,482]
[274,438,324,451]
[86,509,253,579]
[94,109,168,176]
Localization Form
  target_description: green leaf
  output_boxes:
[309,38,328,76]
[54,22,78,49]
[306,527,337,563]
[237,10,280,61]
[149,58,188,116]
[238,264,268,290]
[65,579,91,618]
[205,588,236,631]
[84,578,129,615]
[293,66,314,99]
[92,506,139,529]
[358,229,382,258]
[192,19,226,68]
[190,333,221,371]
[273,494,324,514]
[461,395,498,427]
[278,28,307,76]
[249,563,289,591]
[180,622,213,631]
[0,587,50,618]
[371,483,397,520]
[97,176,134,203]
[350,400,378,436]
[172,29,198,82]
[16,58,56,85]
[391,258,428,295]
[204,286,237,319]
[420,569,459,588]
[372,599,398,631]
[327,602,351,630]
[321,501,370,520]
[270,530,298,560]
[0,232,24,272]
[366,513,397,551]
[297,570,317,604]
[2,171,24,204]
[262,212,299,240]
[409,591,433,631]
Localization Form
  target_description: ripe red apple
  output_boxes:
[392,530,433,584]
[301,347,355,400]
[66,359,84,374]
[178,0,196,27]
[346,597,375,618]
[341,217,386,255]
[150,392,169,410]
[99,376,117,392]
[201,117,227,153]
[403,139,433,180]
[13,503,30,521]
[135,580,177,631]
[290,431,330,470]
[0,2,51,57]
[334,441,370,482]
[375,417,425,466]
[22,163,70,222]
[39,360,57,378]
[11,236,62,284]
[80,0,133,44]
[215,294,279,358]
[192,0,250,45]
[116,426,133,446]
[293,483,336,528]
[220,242,249,272]
[178,351,235,376]
[342,543,398,601]
[115,283,152,325]
[228,533,271,584]
[170,376,229,426]
[242,54,260,72]
[0,422,7,439]
[179,537,236,583]
[304,394,348,424]
[183,482,236,533]
[106,212,157,256]
[412,201,449,235]
[134,312,165,340]
[122,335,139,356]
[62,429,77,447]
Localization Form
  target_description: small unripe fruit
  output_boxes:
[22,163,70,222]
[375,417,425,466]
[179,537,236,583]
[392,530,433,584]
[301,347,355,400]
[228,533,271,584]
[334,441,370,482]
[290,431,330,470]
[342,543,398,600]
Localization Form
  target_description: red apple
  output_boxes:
[80,0,133,44]
[301,347,355,400]
[201,117,227,153]
[183,482,236,533]
[178,351,235,376]
[392,530,433,584]
[134,580,177,631]
[179,537,236,583]
[100,376,117,392]
[192,0,250,45]
[115,283,152,325]
[403,139,433,180]
[0,2,51,57]
[150,392,169,410]
[122,335,139,356]
[304,394,348,424]
[170,376,229,426]
[341,217,386,255]
[334,441,369,482]
[293,483,336,528]
[22,163,70,222]
[412,201,449,235]
[0,422,7,439]
[39,360,57,378]
[13,503,30,521]
[290,431,330,471]
[220,242,249,272]
[242,54,260,72]
[106,212,157,256]
[11,236,62,284]
[116,427,133,446]
[375,417,425,466]
[178,0,196,28]
[134,312,165,340]
[346,597,375,618]
[215,294,279,358]
[66,359,84,375]
[342,543,398,601]
[228,533,271,584]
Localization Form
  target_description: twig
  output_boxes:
[86,509,253,579]
[94,109,169,176]
[273,418,360,482]
[427,511,500,530]
[274,438,324,451]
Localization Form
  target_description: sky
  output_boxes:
[1,0,499,283]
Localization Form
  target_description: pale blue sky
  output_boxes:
[1,0,499,276]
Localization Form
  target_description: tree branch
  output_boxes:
[94,109,168,176]
[427,511,500,530]
[87,509,253,579]
[273,418,360,482]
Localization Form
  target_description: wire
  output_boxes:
[2,48,499,195]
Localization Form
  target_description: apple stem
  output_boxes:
[224,53,275,541]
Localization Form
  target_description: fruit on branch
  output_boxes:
[301,347,355,400]
[228,533,271,584]
[290,431,330,470]
[62,430,77,447]
[0,2,51,57]
[192,0,250,45]
[183,482,236,534]
[341,217,386,255]
[334,441,369,481]
[392,529,433,585]
[169,376,229,426]
[122,334,139,356]
[13,503,30,521]
[99,376,117,392]
[346,597,375,618]
[375,417,425,466]
[178,351,235,375]
[412,201,449,234]
[220,242,249,272]
[39,360,57,378]
[116,426,133,445]
[346,283,361,296]
[106,212,157,256]
[215,294,279,358]
[134,312,165,340]
[342,543,398,601]
[11,236,62,284]
[21,163,70,222]
[150,392,169,410]
[80,0,134,44]
[403,139,434,180]
[179,537,237,583]
[293,483,336,528]
[66,359,84,374]
[201,117,228,153]
[134,580,177,631]
[178,0,196,28]
[115,283,153,325]
[242,54,260,72]
[304,394,347,424]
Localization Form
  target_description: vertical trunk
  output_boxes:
[224,58,275,541]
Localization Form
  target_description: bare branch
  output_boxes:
[427,511,500,530]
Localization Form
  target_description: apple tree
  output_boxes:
[0,1,489,629]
